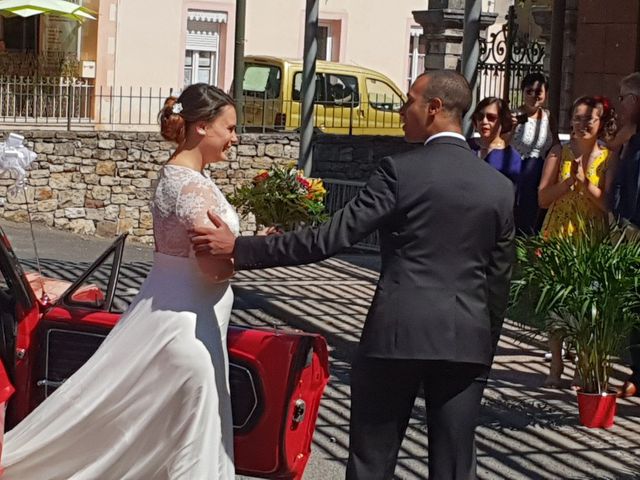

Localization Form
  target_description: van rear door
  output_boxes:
[242,63,283,131]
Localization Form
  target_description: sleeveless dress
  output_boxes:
[510,108,555,234]
[542,145,610,237]
[1,164,239,479]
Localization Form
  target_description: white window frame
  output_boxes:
[408,26,425,90]
[184,9,226,87]
[184,50,218,86]
[318,23,334,61]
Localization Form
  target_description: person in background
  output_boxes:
[610,72,640,398]
[470,96,522,187]
[538,95,617,388]
[510,73,560,234]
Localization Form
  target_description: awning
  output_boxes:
[187,10,227,23]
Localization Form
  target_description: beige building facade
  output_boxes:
[88,0,432,94]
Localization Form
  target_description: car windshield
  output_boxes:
[243,64,282,99]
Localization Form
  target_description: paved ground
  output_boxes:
[3,220,640,479]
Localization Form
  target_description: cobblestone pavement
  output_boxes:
[6,220,640,479]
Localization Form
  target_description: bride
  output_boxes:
[2,84,240,479]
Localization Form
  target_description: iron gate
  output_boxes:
[477,5,547,106]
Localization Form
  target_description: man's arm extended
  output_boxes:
[191,157,399,269]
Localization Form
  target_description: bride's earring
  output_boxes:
[197,128,206,136]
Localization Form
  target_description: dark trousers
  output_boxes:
[345,356,490,480]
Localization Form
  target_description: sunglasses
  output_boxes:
[474,112,499,122]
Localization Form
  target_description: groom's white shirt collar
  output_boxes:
[424,132,466,145]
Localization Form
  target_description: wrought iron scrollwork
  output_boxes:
[477,5,547,101]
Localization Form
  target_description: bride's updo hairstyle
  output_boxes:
[159,83,235,146]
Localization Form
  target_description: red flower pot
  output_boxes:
[576,391,617,428]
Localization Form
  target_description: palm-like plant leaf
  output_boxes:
[511,219,640,393]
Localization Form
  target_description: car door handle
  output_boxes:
[37,379,65,388]
[292,398,306,424]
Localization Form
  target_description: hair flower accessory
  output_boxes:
[172,102,183,114]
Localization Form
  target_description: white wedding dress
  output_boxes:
[2,164,239,479]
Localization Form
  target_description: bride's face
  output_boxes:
[200,105,238,163]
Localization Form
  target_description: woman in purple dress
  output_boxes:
[469,96,523,189]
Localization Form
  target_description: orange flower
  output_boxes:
[253,170,270,184]
[308,178,326,197]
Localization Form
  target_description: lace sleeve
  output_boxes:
[175,176,235,281]
[175,176,218,231]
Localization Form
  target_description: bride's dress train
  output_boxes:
[2,165,239,479]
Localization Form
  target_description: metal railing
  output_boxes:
[323,178,379,251]
[0,76,404,135]
[242,92,404,135]
[0,76,176,130]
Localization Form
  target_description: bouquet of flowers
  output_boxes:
[230,163,329,231]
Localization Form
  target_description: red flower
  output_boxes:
[253,171,270,184]
[296,176,311,189]
[534,247,543,258]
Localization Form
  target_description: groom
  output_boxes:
[191,70,515,479]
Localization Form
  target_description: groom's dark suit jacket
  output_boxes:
[235,136,515,366]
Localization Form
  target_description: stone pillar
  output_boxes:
[559,0,578,132]
[413,0,497,73]
[531,5,553,73]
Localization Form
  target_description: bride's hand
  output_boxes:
[258,226,283,236]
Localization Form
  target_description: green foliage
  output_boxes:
[511,220,640,393]
[229,163,329,231]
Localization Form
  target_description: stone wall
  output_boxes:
[0,130,300,243]
[0,130,414,243]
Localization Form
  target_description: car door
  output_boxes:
[362,76,405,136]
[5,230,329,479]
[291,70,362,135]
[0,225,44,426]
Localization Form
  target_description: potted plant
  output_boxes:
[511,219,640,428]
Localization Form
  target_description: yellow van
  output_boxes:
[241,56,405,136]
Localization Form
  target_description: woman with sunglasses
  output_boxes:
[510,73,560,234]
[469,97,522,186]
[538,95,617,388]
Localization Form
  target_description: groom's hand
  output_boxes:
[190,211,236,258]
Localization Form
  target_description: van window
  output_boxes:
[243,64,282,99]
[292,72,359,106]
[366,78,403,112]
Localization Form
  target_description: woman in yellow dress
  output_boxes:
[537,95,618,387]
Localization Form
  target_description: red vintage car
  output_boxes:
[0,226,329,479]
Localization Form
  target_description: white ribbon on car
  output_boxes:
[0,133,46,290]
[0,133,38,196]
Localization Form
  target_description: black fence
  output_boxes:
[323,178,379,251]
[0,76,404,135]
[0,76,176,130]
[242,91,404,135]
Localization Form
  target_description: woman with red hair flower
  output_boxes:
[537,95,618,388]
